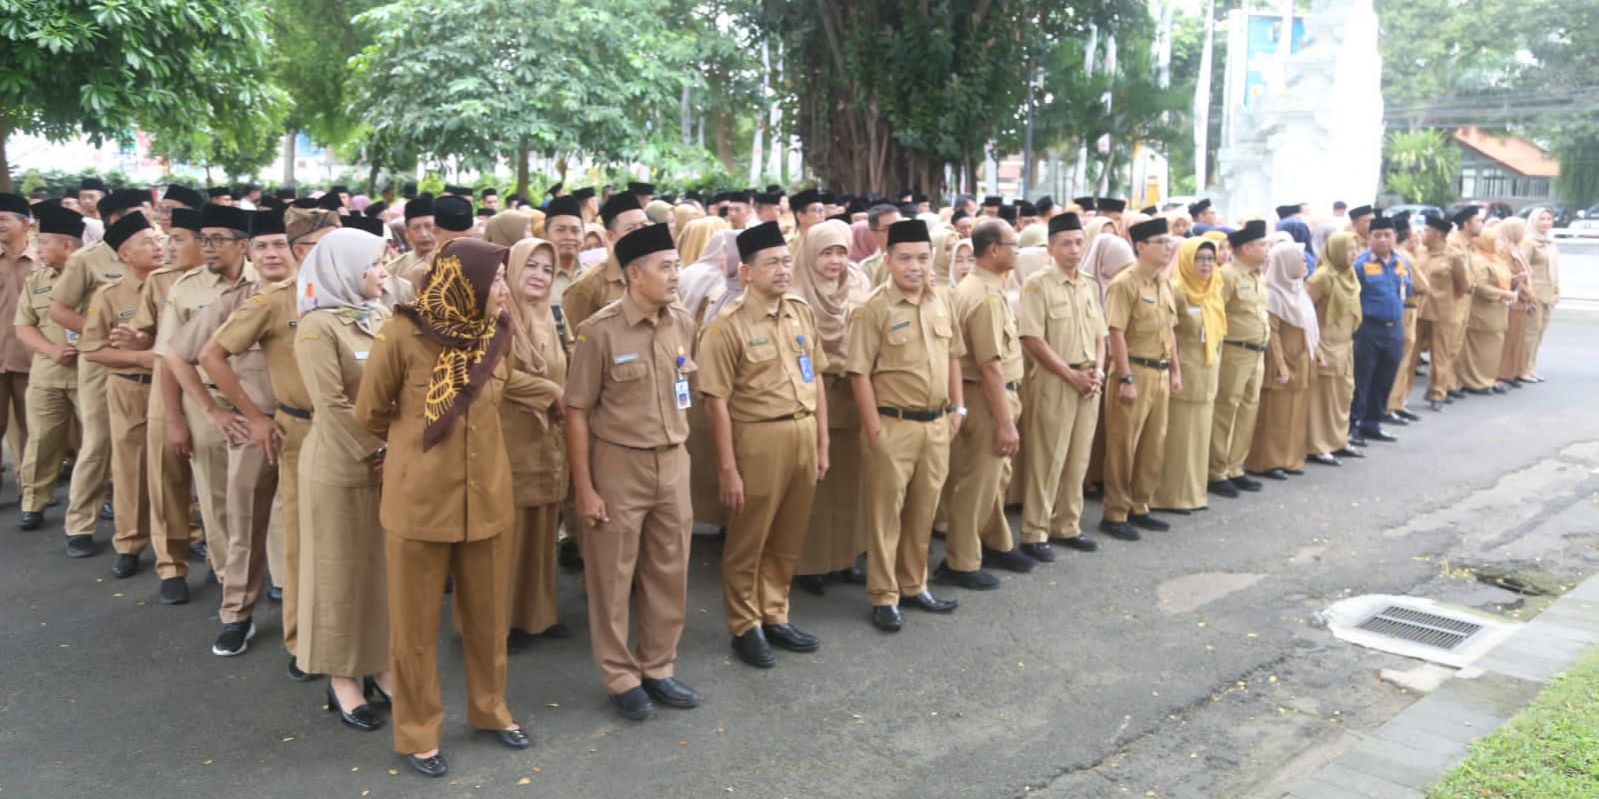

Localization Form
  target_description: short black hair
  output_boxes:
[971,219,1009,259]
[866,204,901,231]
[1333,201,1348,211]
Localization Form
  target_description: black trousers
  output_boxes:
[1350,321,1404,434]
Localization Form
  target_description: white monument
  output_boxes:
[1214,0,1384,220]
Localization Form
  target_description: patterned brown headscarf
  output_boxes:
[394,237,511,450]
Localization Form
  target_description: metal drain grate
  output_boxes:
[1355,606,1485,651]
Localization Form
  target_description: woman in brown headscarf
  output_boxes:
[675,215,728,266]
[1152,238,1225,512]
[1244,241,1321,479]
[483,210,532,247]
[356,237,561,778]
[1305,231,1362,466]
[789,220,873,593]
[501,238,570,648]
[1459,224,1516,393]
[1496,217,1532,385]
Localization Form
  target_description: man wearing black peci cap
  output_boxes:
[1349,215,1409,444]
[787,189,826,246]
[562,191,650,332]
[1348,205,1376,248]
[628,181,655,207]
[980,195,1003,218]
[571,186,598,224]
[79,178,109,221]
[157,185,204,232]
[388,193,439,291]
[846,218,966,632]
[1189,199,1219,230]
[1417,213,1470,411]
[753,192,782,225]
[1073,196,1097,218]
[1206,219,1271,499]
[1097,198,1126,223]
[1099,217,1181,541]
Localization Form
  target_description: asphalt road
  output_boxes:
[2,294,1597,798]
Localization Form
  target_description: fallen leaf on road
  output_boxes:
[518,777,531,785]
[677,739,689,747]
[281,737,294,743]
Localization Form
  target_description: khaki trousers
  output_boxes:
[1208,346,1263,482]
[64,360,111,537]
[387,533,511,755]
[862,414,951,606]
[106,377,158,562]
[1424,319,1465,400]
[581,441,691,694]
[1103,365,1171,522]
[278,412,311,656]
[507,503,560,635]
[1387,308,1420,412]
[146,370,196,579]
[1021,377,1098,540]
[219,440,278,624]
[0,372,27,485]
[945,387,1019,569]
[721,416,818,636]
[1524,300,1554,374]
[20,384,75,513]
[182,394,232,574]
[797,375,865,575]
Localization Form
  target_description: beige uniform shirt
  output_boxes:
[51,240,125,316]
[1019,265,1107,369]
[565,293,698,449]
[0,244,39,373]
[80,275,151,377]
[1104,267,1177,360]
[13,263,75,388]
[952,268,1024,383]
[562,255,626,331]
[1218,263,1268,345]
[169,280,275,414]
[696,294,827,422]
[211,280,314,412]
[845,283,964,410]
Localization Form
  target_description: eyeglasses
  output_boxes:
[198,235,244,248]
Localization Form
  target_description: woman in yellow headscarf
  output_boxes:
[675,215,729,266]
[1459,224,1516,393]
[1305,231,1362,465]
[1152,237,1226,512]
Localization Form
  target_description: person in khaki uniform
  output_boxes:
[80,214,164,581]
[1458,226,1516,393]
[1152,237,1225,511]
[501,238,572,648]
[845,218,965,633]
[562,191,651,330]
[1517,207,1558,382]
[564,222,704,721]
[0,194,36,486]
[698,221,830,669]
[1416,214,1469,412]
[1018,213,1107,551]
[14,204,84,543]
[1243,241,1320,478]
[1305,231,1364,466]
[358,238,558,777]
[1206,219,1269,499]
[938,218,1034,591]
[1098,217,1182,541]
[170,207,294,656]
[50,192,148,567]
[1384,219,1425,423]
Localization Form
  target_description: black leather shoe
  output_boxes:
[1207,480,1240,498]
[111,552,139,578]
[1018,542,1055,563]
[1128,513,1170,531]
[641,676,702,708]
[536,622,571,639]
[287,656,320,682]
[99,502,115,521]
[610,686,656,721]
[18,511,42,530]
[1464,387,1491,396]
[1448,389,1467,400]
[901,590,958,613]
[1491,384,1508,394]
[1333,447,1365,459]
[871,604,903,632]
[65,534,97,558]
[405,752,448,778]
[1285,468,1304,476]
[1307,453,1342,467]
[326,683,382,732]
[1097,519,1140,541]
[839,561,867,584]
[491,726,532,749]
[1381,412,1409,426]
[1231,475,1263,492]
[793,574,827,596]
[933,561,999,590]
[1053,535,1099,552]
[188,541,208,563]
[731,628,776,668]
[1365,429,1399,442]
[507,629,538,654]
[981,546,1036,573]
[204,568,220,586]
[1428,400,1446,412]
[363,676,393,707]
[1251,468,1289,481]
[1151,507,1192,515]
[1396,409,1422,422]
[557,537,583,571]
[1347,434,1369,447]
[762,623,820,653]
[159,577,189,605]
[267,585,282,603]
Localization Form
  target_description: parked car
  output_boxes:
[1517,203,1573,228]
[1553,218,1599,240]
[1577,203,1599,220]
[1384,203,1442,231]
[1447,201,1514,221]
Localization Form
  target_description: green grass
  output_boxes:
[1429,646,1599,799]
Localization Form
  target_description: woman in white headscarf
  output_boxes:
[789,220,873,593]
[1079,233,1137,490]
[293,228,394,734]
[1516,207,1559,382]
[1244,241,1321,479]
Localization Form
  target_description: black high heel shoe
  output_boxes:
[363,676,393,707]
[326,682,382,732]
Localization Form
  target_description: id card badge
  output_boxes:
[674,352,692,410]
[796,334,815,383]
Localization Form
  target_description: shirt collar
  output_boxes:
[620,292,667,328]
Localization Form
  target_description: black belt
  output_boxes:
[1364,320,1397,329]
[114,372,153,384]
[1072,362,1098,371]
[277,404,313,420]
[1128,356,1171,371]
[1403,302,1418,309]
[962,379,1022,391]
[756,410,812,423]
[877,406,948,422]
[616,442,680,453]
[1224,340,1267,353]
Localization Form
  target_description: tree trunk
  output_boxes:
[365,162,380,197]
[514,139,529,198]
[0,118,12,194]
[713,112,735,174]
[282,131,297,189]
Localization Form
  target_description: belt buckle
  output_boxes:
[794,410,811,421]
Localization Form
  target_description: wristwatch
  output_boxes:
[1120,374,1136,385]
[952,406,969,417]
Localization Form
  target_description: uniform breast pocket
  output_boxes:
[744,342,787,389]
[1047,302,1074,321]
[605,360,651,403]
[882,328,920,368]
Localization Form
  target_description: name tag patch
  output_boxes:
[1140,295,1156,304]
[890,319,912,331]
[749,336,769,346]
[613,352,640,365]
[32,286,51,295]
[117,309,136,318]
[354,350,370,361]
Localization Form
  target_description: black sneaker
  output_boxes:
[65,534,97,558]
[1018,542,1056,563]
[111,552,140,578]
[1230,475,1263,492]
[933,560,1000,590]
[99,502,115,521]
[1127,513,1171,532]
[187,541,208,563]
[159,577,190,605]
[980,546,1036,573]
[18,511,43,530]
[212,619,256,657]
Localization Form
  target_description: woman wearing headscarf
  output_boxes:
[1305,231,1361,466]
[355,238,560,777]
[1275,218,1318,275]
[848,219,877,263]
[501,238,570,648]
[1459,225,1516,394]
[1518,207,1559,383]
[483,210,532,248]
[679,228,742,533]
[677,229,742,327]
[581,223,606,253]
[1152,238,1225,512]
[1496,217,1533,386]
[1243,241,1321,479]
[1083,217,1120,250]
[1079,234,1137,490]
[790,220,873,593]
[673,203,706,239]
[527,208,546,239]
[292,229,394,735]
[949,239,976,285]
[1202,230,1232,267]
[675,215,728,267]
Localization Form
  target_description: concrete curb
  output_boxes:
[1280,575,1599,799]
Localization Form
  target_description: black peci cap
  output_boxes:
[885,219,931,247]
[613,223,676,268]
[1128,217,1169,243]
[735,221,787,262]
[1226,219,1268,247]
[599,191,642,228]
[434,195,475,232]
[1048,213,1083,236]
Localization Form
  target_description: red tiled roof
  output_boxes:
[1453,127,1559,177]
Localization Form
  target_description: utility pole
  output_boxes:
[1022,56,1035,200]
